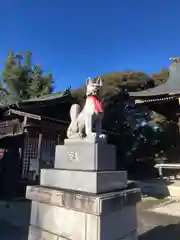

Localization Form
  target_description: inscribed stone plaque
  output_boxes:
[54,143,116,171]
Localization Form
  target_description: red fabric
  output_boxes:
[87,96,103,113]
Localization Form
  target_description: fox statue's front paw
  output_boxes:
[79,132,84,139]
[85,132,98,140]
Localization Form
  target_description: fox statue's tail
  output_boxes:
[69,104,81,121]
[67,104,81,138]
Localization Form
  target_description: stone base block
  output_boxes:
[28,225,59,240]
[55,142,116,171]
[40,169,127,194]
[28,225,138,240]
[29,201,138,240]
[26,185,141,215]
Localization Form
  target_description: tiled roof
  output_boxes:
[20,91,71,103]
[129,59,180,100]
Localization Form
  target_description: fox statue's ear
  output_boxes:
[86,77,92,85]
[96,77,103,86]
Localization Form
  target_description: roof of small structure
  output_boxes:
[0,89,75,123]
[0,88,74,111]
[129,58,180,102]
[0,89,75,141]
[20,90,72,103]
[3,88,74,107]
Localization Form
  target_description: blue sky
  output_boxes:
[0,0,179,91]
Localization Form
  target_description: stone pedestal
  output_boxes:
[40,169,127,193]
[26,140,141,240]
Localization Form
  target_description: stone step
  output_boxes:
[55,142,116,171]
[134,179,180,198]
[40,169,127,194]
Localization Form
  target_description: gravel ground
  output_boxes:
[0,198,180,239]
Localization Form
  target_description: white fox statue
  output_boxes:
[67,77,106,141]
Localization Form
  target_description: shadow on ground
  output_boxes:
[139,224,180,240]
[0,220,28,240]
[0,200,30,239]
[138,197,180,240]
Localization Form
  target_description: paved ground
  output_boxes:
[0,198,180,239]
[138,198,180,240]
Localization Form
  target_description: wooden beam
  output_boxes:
[8,109,41,120]
[8,109,69,125]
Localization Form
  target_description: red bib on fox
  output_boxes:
[87,96,103,113]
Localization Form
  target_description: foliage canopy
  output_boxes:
[0,49,54,105]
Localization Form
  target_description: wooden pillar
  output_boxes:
[178,98,180,133]
[36,133,43,177]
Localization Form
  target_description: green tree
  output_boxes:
[1,49,54,105]
[152,67,169,85]
[73,70,153,106]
